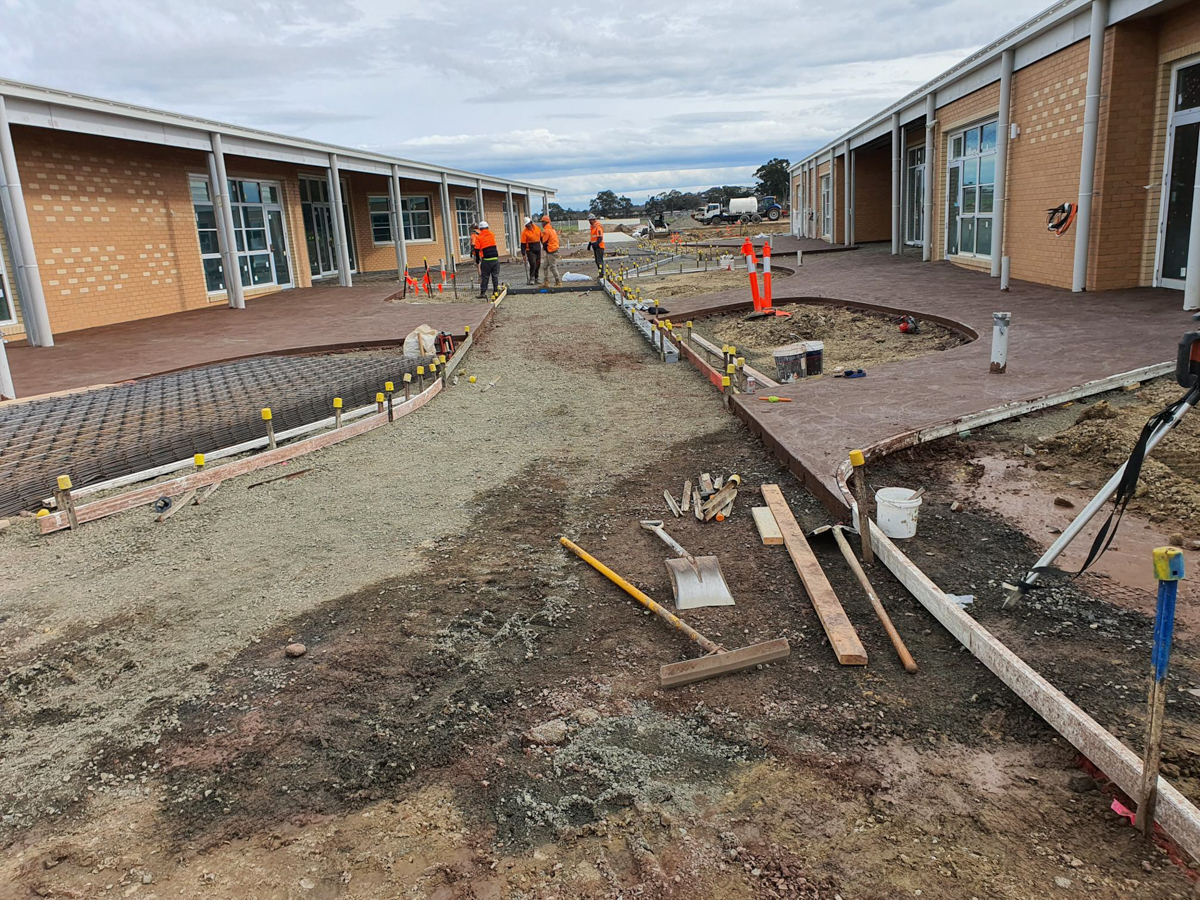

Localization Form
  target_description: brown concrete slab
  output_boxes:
[689,235,862,254]
[662,245,1192,515]
[6,283,494,398]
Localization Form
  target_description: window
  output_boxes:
[820,174,832,238]
[190,176,292,294]
[369,195,392,244]
[905,146,925,246]
[455,197,478,257]
[502,199,516,253]
[946,120,997,258]
[401,195,434,242]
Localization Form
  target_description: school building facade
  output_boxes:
[790,0,1200,307]
[0,79,555,350]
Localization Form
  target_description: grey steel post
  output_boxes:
[542,191,549,218]
[327,153,353,287]
[505,183,516,258]
[923,93,936,261]
[475,178,485,225]
[389,164,407,278]
[0,94,54,344]
[828,147,836,244]
[992,50,1014,277]
[439,173,456,271]
[1185,146,1200,310]
[206,150,238,308]
[0,335,13,399]
[891,112,901,255]
[844,140,852,246]
[209,133,245,308]
[1072,0,1109,292]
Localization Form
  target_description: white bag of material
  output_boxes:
[403,324,439,358]
[561,272,592,282]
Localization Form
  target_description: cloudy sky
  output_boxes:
[1,0,1052,207]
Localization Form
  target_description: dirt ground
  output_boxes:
[623,269,763,301]
[0,295,1196,898]
[694,303,967,378]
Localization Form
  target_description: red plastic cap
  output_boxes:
[741,238,753,255]
[762,242,771,256]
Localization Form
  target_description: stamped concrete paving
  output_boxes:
[657,244,1193,513]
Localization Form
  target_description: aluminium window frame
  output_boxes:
[400,193,435,244]
[367,193,393,246]
[190,173,292,296]
[1153,52,1200,290]
[943,116,999,261]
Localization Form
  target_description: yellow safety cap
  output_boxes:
[403,373,412,383]
[465,325,471,333]
[686,321,693,328]
[375,392,385,402]
[468,375,477,383]
[430,362,438,372]
[385,381,394,392]
[417,366,425,375]
[36,508,49,518]
[729,345,736,354]
[726,363,735,374]
[849,449,866,467]
[736,357,745,367]
[1153,546,1186,582]
[333,397,343,408]
[439,354,447,364]
[193,454,205,468]
[56,474,72,491]
[721,376,731,387]
[261,407,272,421]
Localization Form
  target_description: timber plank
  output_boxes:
[760,483,867,665]
[752,506,784,545]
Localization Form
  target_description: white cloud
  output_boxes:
[1,0,1054,202]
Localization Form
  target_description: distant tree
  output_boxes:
[589,190,635,217]
[548,202,567,220]
[754,158,791,201]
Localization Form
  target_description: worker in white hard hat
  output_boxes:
[587,213,606,272]
[473,220,500,297]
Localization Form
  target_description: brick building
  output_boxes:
[0,79,555,355]
[790,0,1200,307]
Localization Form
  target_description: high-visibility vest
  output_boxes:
[590,221,605,249]
[521,224,542,249]
[541,224,560,253]
[474,228,499,260]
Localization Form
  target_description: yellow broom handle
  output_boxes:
[559,536,721,654]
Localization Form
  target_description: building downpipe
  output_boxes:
[327,153,353,288]
[206,144,242,310]
[1071,0,1109,293]
[0,95,54,345]
[439,173,455,272]
[828,147,836,245]
[844,140,853,246]
[891,112,901,255]
[992,49,1014,278]
[389,164,407,278]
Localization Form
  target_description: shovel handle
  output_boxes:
[831,527,918,673]
[640,521,695,563]
[560,536,721,655]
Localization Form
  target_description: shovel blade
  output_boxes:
[666,556,735,609]
[660,638,791,688]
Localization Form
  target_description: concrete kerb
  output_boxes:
[600,272,679,364]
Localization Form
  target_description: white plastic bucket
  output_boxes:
[719,255,734,270]
[875,487,922,539]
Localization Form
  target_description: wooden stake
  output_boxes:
[752,506,783,545]
[699,473,714,497]
[1139,546,1185,837]
[333,397,343,429]
[663,489,682,518]
[53,475,79,531]
[681,480,692,512]
[376,392,385,414]
[403,373,412,402]
[831,526,917,673]
[693,488,704,521]
[156,490,196,523]
[385,381,395,423]
[194,483,220,505]
[850,449,874,565]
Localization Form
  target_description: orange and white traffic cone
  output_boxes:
[743,237,761,311]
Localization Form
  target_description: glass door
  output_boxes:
[455,197,478,258]
[946,121,997,258]
[820,175,832,238]
[946,164,961,257]
[301,176,356,278]
[905,147,925,246]
[1157,60,1200,289]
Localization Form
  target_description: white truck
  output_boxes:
[692,197,763,226]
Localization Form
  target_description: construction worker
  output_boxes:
[468,222,482,285]
[474,220,501,297]
[540,215,562,288]
[587,213,605,272]
[520,216,542,285]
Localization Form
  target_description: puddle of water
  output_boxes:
[954,454,1200,630]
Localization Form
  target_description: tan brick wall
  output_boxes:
[853,143,892,243]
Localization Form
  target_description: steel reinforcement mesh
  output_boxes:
[0,351,432,516]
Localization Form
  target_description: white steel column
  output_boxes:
[1072,0,1109,292]
[923,93,936,262]
[389,164,407,277]
[992,50,1015,278]
[475,179,485,223]
[209,133,245,309]
[891,112,901,255]
[828,147,836,244]
[542,191,549,217]
[0,95,54,344]
[205,151,238,308]
[505,184,516,258]
[1184,149,1200,310]
[439,173,456,271]
[327,153,352,287]
[808,162,815,238]
[0,336,13,400]
[844,140,853,246]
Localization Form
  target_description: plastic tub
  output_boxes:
[875,487,922,539]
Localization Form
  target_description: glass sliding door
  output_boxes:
[945,120,997,259]
[300,175,356,279]
[820,175,832,239]
[191,177,292,295]
[905,146,925,246]
[455,197,478,258]
[1157,59,1200,289]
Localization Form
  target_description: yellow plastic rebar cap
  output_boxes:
[849,450,866,467]
[261,408,272,421]
[56,475,72,491]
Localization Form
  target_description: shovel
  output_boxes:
[639,520,735,609]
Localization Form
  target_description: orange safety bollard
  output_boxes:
[742,238,761,310]
[763,242,773,308]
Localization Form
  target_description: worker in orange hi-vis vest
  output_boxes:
[587,213,606,272]
[520,216,542,285]
[473,221,501,297]
[540,215,562,288]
